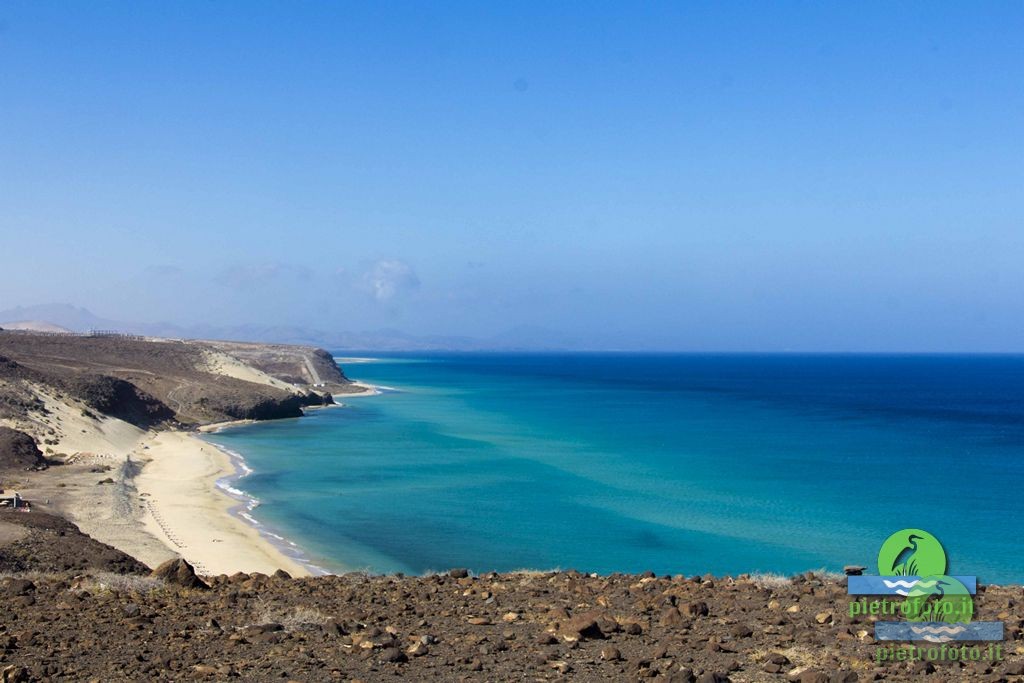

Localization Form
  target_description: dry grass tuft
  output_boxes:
[255,604,332,631]
[74,572,164,594]
[748,573,792,589]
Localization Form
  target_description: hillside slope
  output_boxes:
[0,331,355,431]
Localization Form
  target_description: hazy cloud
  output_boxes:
[361,259,420,302]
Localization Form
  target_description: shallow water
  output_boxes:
[205,353,1024,583]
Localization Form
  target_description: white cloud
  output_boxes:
[361,259,420,302]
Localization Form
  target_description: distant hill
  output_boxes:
[0,303,583,351]
[0,331,351,427]
[0,320,74,334]
[0,304,121,332]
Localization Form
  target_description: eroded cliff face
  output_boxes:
[208,390,334,422]
[0,331,347,428]
[310,348,350,384]
[196,339,353,391]
[60,374,176,428]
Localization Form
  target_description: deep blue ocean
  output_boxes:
[204,354,1024,583]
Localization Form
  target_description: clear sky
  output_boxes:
[1,2,1022,350]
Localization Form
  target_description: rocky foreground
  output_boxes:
[0,543,1021,682]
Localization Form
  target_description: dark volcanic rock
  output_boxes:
[206,389,339,421]
[0,567,1014,681]
[0,427,45,470]
[62,374,175,427]
[0,511,148,574]
[310,348,350,384]
[152,558,208,589]
[0,354,35,380]
[561,611,606,640]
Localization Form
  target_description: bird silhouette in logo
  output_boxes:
[891,533,923,576]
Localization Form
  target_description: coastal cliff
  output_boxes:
[0,331,350,431]
[0,330,356,584]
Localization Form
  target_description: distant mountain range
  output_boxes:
[0,303,584,351]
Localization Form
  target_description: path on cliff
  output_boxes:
[303,356,322,385]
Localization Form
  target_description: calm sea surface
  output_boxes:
[204,354,1024,583]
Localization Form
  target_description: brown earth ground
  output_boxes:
[0,507,1021,683]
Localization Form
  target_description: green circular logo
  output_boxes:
[904,575,973,624]
[877,528,946,577]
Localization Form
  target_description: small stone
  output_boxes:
[449,568,469,579]
[560,612,605,640]
[377,647,407,664]
[1,579,35,596]
[696,672,730,683]
[672,668,696,683]
[787,667,829,683]
[843,565,866,576]
[151,558,208,590]
[660,607,686,628]
[600,646,622,661]
[815,611,833,624]
[730,623,753,638]
[683,601,709,617]
[550,661,572,674]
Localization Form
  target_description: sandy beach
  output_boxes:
[133,429,311,577]
[0,334,382,579]
[9,386,318,577]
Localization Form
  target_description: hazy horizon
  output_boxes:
[3,3,1023,352]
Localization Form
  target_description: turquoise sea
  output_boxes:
[204,354,1024,584]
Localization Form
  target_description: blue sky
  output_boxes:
[1,2,1022,350]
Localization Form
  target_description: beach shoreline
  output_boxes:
[132,429,313,577]
[138,380,384,576]
[200,434,337,577]
[16,381,384,579]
